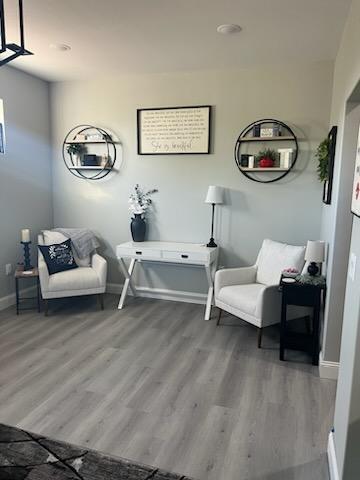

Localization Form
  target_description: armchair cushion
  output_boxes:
[38,239,78,275]
[48,267,101,293]
[42,230,91,267]
[217,283,267,316]
[256,239,305,285]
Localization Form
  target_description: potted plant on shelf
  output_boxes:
[66,143,84,167]
[315,137,330,182]
[129,184,158,242]
[256,149,278,168]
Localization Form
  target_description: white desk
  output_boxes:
[116,241,219,320]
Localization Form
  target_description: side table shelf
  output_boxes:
[15,267,41,315]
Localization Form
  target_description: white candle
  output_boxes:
[21,229,30,243]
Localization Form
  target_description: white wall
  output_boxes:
[0,66,52,302]
[319,0,360,476]
[50,62,333,293]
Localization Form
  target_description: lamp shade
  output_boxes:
[205,185,224,204]
[305,240,325,263]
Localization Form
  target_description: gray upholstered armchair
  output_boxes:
[38,230,107,314]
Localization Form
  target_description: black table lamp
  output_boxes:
[205,185,224,248]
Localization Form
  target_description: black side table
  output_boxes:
[280,276,325,365]
[15,267,41,315]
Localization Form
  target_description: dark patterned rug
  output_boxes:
[0,423,192,480]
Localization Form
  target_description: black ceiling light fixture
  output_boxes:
[0,0,32,66]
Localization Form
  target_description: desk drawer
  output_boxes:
[117,246,161,259]
[162,250,208,263]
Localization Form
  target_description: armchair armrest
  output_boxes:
[215,266,257,297]
[256,284,282,325]
[38,253,50,294]
[92,253,107,288]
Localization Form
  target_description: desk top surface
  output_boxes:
[117,241,218,253]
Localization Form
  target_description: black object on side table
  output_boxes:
[15,266,40,315]
[280,275,326,365]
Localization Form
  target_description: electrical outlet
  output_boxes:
[5,263,12,276]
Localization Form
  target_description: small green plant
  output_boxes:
[255,148,278,163]
[66,143,84,156]
[315,138,330,182]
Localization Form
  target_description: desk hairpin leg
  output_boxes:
[118,258,137,309]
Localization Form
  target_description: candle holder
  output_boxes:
[21,241,33,271]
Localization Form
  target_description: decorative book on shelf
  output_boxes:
[234,118,299,183]
[62,124,117,180]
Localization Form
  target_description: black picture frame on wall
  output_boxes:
[0,123,4,154]
[323,126,338,205]
[137,105,211,155]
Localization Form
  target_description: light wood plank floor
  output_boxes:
[0,295,336,479]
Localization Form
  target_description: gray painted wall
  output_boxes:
[319,0,360,476]
[334,216,360,478]
[50,62,332,292]
[0,66,52,300]
[320,0,360,365]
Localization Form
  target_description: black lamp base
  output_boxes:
[21,241,33,271]
[207,238,217,248]
[307,262,319,276]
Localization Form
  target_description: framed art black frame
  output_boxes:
[0,122,4,154]
[323,126,338,205]
[137,105,211,155]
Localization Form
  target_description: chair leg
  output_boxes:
[44,299,49,316]
[216,308,222,326]
[98,294,104,311]
[257,327,262,348]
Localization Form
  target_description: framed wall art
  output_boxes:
[323,126,337,205]
[351,125,360,217]
[137,105,211,155]
[0,123,4,154]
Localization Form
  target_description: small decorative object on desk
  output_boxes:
[256,149,278,168]
[66,143,84,167]
[20,228,33,271]
[260,126,274,138]
[282,267,299,278]
[278,148,293,169]
[82,154,98,166]
[129,184,158,242]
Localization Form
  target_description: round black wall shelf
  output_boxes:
[234,118,298,183]
[63,125,117,180]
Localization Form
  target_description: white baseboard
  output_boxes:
[107,282,207,305]
[319,351,339,380]
[328,431,340,480]
[0,286,37,311]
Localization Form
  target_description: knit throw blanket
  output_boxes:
[54,228,100,259]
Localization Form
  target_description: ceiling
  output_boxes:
[2,0,352,82]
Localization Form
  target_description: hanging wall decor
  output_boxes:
[234,118,299,183]
[137,105,211,155]
[321,126,337,205]
[351,125,360,217]
[62,125,117,180]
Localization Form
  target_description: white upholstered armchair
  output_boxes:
[38,230,107,315]
[215,239,306,347]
